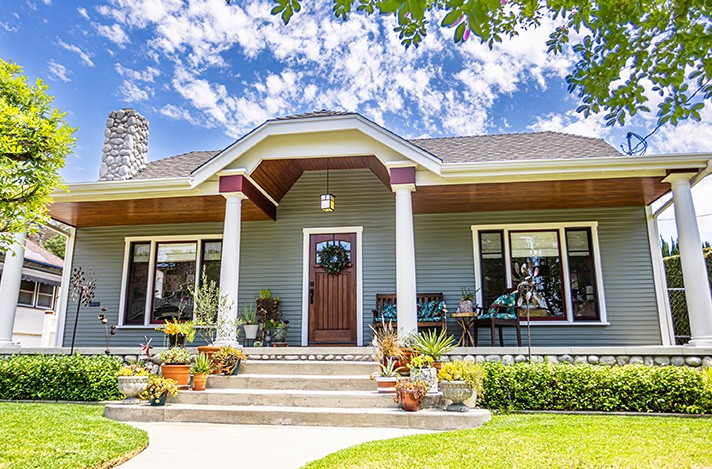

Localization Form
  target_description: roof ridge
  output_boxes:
[410,130,606,142]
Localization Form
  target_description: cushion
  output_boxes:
[479,292,518,320]
[381,303,397,320]
[417,300,446,321]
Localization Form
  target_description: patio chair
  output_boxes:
[473,291,522,347]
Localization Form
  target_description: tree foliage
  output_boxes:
[236,0,712,130]
[43,233,66,259]
[0,59,75,251]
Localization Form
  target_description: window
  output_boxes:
[473,223,604,323]
[17,280,56,309]
[120,237,223,326]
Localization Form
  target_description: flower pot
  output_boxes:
[375,376,398,393]
[273,325,288,343]
[433,360,444,372]
[192,373,209,391]
[458,300,473,313]
[161,364,191,388]
[168,334,186,348]
[117,376,148,404]
[222,359,242,376]
[411,367,438,393]
[198,345,223,375]
[440,380,474,412]
[395,349,416,376]
[401,390,422,412]
[150,393,168,406]
[244,324,259,340]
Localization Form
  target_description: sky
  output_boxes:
[1,0,711,243]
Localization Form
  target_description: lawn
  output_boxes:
[0,403,148,469]
[305,413,712,469]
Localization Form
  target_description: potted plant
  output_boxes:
[437,360,485,412]
[369,358,403,393]
[155,318,196,348]
[242,303,259,340]
[393,378,430,412]
[193,273,234,369]
[140,374,179,406]
[212,346,247,375]
[408,354,438,393]
[370,320,403,368]
[116,361,151,404]
[459,287,475,313]
[191,352,214,391]
[412,329,456,370]
[265,318,289,344]
[255,288,281,323]
[159,347,192,388]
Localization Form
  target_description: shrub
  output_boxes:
[0,354,123,401]
[482,362,712,414]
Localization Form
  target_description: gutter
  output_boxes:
[652,159,712,218]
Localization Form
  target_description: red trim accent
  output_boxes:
[219,175,277,221]
[389,167,416,185]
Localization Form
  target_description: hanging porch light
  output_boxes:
[320,159,335,212]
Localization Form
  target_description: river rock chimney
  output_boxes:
[99,108,148,181]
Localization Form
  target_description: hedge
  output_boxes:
[482,362,712,414]
[0,354,123,401]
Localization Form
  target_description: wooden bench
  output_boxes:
[371,292,447,334]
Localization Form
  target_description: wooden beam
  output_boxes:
[219,174,277,221]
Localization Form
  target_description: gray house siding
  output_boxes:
[63,169,661,347]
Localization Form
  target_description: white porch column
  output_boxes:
[668,174,712,346]
[0,232,27,347]
[394,184,418,336]
[216,193,246,346]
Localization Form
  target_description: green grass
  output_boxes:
[304,414,712,469]
[0,403,148,469]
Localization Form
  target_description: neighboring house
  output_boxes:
[27,109,712,348]
[0,240,62,347]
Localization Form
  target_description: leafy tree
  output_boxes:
[43,234,66,259]
[245,0,712,129]
[0,59,75,251]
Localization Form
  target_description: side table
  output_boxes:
[451,312,476,347]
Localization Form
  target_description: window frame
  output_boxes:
[118,234,223,327]
[472,222,607,325]
[17,279,56,310]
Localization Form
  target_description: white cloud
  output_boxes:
[41,0,51,5]
[117,80,150,102]
[77,7,89,19]
[0,21,17,32]
[158,104,198,124]
[47,60,70,82]
[58,40,94,67]
[648,106,712,154]
[95,23,130,47]
[528,110,611,139]
[115,63,161,82]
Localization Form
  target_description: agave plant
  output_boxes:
[412,329,456,361]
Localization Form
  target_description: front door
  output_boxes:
[308,233,357,345]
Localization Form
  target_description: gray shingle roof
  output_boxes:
[409,131,620,163]
[271,110,356,121]
[132,150,221,179]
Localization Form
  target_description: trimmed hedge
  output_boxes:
[482,362,712,414]
[0,354,123,401]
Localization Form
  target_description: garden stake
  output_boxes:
[69,267,96,354]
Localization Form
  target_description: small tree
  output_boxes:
[0,59,75,251]
[43,234,66,259]
[191,272,237,345]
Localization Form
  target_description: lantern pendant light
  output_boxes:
[320,158,335,212]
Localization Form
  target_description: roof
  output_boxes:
[24,240,64,269]
[128,112,620,180]
[409,131,620,164]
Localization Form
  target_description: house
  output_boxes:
[2,108,710,350]
[0,239,62,347]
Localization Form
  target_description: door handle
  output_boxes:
[309,281,314,304]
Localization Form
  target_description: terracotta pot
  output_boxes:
[433,361,443,372]
[161,364,191,388]
[192,373,209,391]
[395,349,416,376]
[198,345,223,374]
[401,390,422,412]
[375,376,398,393]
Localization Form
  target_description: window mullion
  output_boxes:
[144,241,157,326]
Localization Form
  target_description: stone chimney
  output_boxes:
[99,108,148,181]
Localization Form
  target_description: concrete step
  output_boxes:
[243,360,378,376]
[208,374,375,391]
[173,389,399,408]
[104,403,491,431]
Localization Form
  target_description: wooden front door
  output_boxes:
[308,233,357,345]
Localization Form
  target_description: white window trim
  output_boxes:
[471,221,608,326]
[118,234,223,327]
[301,227,364,346]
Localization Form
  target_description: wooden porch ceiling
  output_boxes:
[412,177,670,213]
[250,156,390,202]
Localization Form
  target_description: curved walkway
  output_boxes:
[119,422,428,468]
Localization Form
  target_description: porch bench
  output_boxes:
[372,293,447,334]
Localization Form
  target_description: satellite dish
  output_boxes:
[621,132,648,156]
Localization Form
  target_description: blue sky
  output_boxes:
[2,0,711,241]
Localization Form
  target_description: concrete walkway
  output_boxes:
[119,422,429,468]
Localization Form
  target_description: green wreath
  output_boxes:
[318,244,350,275]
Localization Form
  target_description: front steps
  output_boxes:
[105,360,491,431]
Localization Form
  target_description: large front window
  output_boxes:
[473,223,604,323]
[121,237,222,325]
